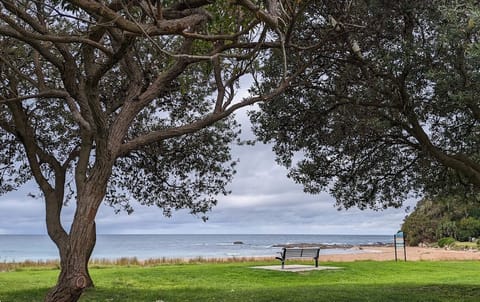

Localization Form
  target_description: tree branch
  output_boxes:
[117,66,303,157]
[181,20,260,41]
[65,96,93,132]
[0,26,63,70]
[66,0,211,36]
[234,0,280,30]
[212,54,225,113]
[7,102,54,193]
[0,55,38,87]
[0,90,67,104]
[0,2,79,72]
[0,23,112,55]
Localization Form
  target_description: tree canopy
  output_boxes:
[251,0,480,210]
[0,0,280,218]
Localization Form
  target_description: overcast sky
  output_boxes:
[0,107,416,235]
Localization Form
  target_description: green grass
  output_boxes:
[1,260,480,301]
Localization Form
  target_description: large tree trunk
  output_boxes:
[43,166,109,302]
[45,205,98,302]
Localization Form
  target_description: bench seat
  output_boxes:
[275,247,320,269]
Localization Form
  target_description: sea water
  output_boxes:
[0,234,393,262]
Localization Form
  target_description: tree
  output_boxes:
[401,195,480,245]
[456,217,480,241]
[400,199,442,246]
[0,1,321,301]
[251,0,480,210]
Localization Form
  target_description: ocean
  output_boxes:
[0,234,393,262]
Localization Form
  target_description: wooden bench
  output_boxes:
[275,247,320,269]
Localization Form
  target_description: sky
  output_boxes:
[0,107,417,235]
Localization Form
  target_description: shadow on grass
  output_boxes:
[86,283,480,302]
[2,284,475,302]
[0,287,51,302]
[85,284,480,302]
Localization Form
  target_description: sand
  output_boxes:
[321,246,480,262]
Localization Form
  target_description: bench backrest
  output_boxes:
[283,248,320,258]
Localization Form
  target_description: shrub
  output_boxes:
[436,220,457,239]
[438,237,456,248]
[456,217,480,242]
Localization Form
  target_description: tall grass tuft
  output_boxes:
[0,259,60,272]
[0,256,274,271]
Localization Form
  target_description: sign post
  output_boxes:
[394,231,406,261]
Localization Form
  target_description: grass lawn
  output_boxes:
[1,260,480,301]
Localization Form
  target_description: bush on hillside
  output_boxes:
[438,237,456,248]
[456,217,480,242]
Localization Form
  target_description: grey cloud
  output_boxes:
[0,108,415,235]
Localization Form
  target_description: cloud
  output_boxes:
[0,197,42,212]
[0,158,413,235]
[0,197,48,233]
[0,108,415,235]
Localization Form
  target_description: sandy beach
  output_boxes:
[321,246,480,262]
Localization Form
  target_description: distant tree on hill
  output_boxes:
[401,199,441,246]
[401,196,480,245]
